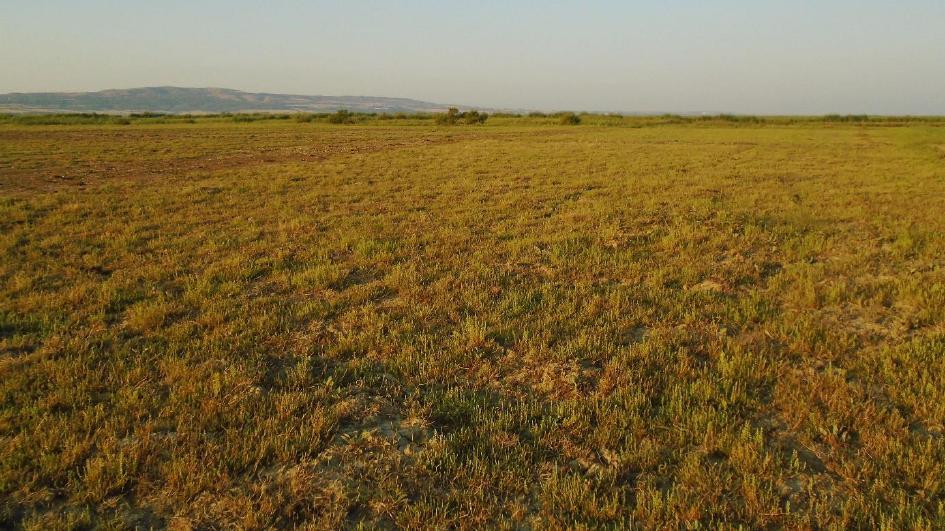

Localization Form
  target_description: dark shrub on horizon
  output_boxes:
[435,107,488,125]
[463,110,489,125]
[435,108,461,125]
[824,114,870,123]
[559,112,581,125]
[328,109,355,124]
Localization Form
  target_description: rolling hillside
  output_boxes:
[0,87,458,114]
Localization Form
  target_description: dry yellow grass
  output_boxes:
[1,115,944,528]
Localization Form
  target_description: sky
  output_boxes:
[2,0,944,114]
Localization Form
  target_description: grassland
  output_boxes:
[1,114,944,529]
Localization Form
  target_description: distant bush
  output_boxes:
[699,114,765,124]
[229,113,292,123]
[328,109,355,124]
[559,112,581,125]
[435,108,461,125]
[463,110,489,125]
[230,113,290,123]
[823,114,870,123]
[435,107,488,126]
[658,113,687,122]
[528,111,547,118]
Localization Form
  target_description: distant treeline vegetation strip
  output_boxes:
[2,111,943,127]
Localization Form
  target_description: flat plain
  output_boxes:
[1,115,944,528]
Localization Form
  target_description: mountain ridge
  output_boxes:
[0,87,465,114]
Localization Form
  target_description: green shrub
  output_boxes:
[559,112,581,125]
[435,107,461,125]
[823,114,870,123]
[328,109,354,124]
[436,108,488,126]
[231,113,287,123]
[463,110,489,125]
[700,114,765,124]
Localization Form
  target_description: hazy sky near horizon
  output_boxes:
[2,1,944,114]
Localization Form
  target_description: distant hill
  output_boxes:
[0,87,461,114]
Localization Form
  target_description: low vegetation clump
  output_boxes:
[559,111,582,125]
[823,114,871,123]
[1,117,944,528]
[327,109,355,124]
[701,113,766,124]
[0,113,132,126]
[462,110,488,125]
[377,112,431,121]
[435,107,489,125]
[128,112,168,118]
[229,112,292,123]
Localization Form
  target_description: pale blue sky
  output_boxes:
[2,1,944,114]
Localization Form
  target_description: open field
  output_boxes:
[2,116,945,528]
